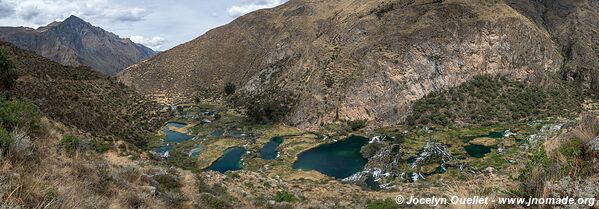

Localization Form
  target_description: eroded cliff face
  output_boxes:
[119,0,579,129]
[506,0,599,92]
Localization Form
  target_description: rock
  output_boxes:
[484,167,495,173]
[0,15,156,76]
[118,0,580,129]
[585,136,599,156]
[141,186,157,196]
[470,137,497,147]
[586,137,599,171]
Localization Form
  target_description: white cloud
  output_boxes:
[0,1,15,19]
[227,0,286,18]
[2,0,149,26]
[130,35,167,51]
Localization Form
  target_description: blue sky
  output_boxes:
[0,0,286,50]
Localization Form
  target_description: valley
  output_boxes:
[1,0,599,208]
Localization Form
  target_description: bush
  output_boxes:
[200,193,231,209]
[348,119,367,131]
[59,135,81,152]
[274,191,298,202]
[154,174,181,192]
[245,95,295,124]
[0,98,40,132]
[0,127,10,154]
[366,198,397,209]
[0,50,18,91]
[224,82,236,95]
[407,75,583,126]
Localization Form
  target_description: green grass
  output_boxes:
[366,198,397,209]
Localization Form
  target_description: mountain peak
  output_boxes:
[60,15,91,27]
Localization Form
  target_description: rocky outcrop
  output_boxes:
[118,0,592,129]
[0,15,156,76]
[506,0,599,93]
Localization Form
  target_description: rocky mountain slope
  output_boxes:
[0,41,165,147]
[118,0,597,129]
[0,15,156,76]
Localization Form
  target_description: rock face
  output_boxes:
[0,41,165,147]
[118,0,596,129]
[0,15,156,76]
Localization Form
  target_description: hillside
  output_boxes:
[118,0,598,129]
[0,41,165,147]
[0,15,156,76]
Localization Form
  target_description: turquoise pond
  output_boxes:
[464,144,494,158]
[260,137,284,160]
[153,122,194,157]
[292,135,369,179]
[210,129,225,137]
[209,147,246,173]
[462,131,504,158]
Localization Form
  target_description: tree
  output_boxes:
[224,82,236,95]
[0,50,18,91]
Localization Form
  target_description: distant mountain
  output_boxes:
[119,0,599,129]
[0,15,156,76]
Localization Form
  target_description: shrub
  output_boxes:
[366,198,397,209]
[274,191,298,203]
[59,135,81,152]
[0,98,41,132]
[0,50,18,91]
[154,174,181,192]
[408,75,583,126]
[245,94,295,124]
[224,82,236,95]
[348,119,367,131]
[0,127,10,154]
[200,193,231,209]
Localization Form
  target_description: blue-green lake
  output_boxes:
[292,135,369,179]
[260,137,284,160]
[209,147,246,173]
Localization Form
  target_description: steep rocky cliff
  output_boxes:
[118,0,595,129]
[0,41,164,147]
[0,15,156,76]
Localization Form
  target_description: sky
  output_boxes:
[0,0,287,51]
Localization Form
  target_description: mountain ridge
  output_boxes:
[0,40,165,147]
[0,15,156,76]
[118,0,598,129]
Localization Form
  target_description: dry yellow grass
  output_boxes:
[573,114,599,144]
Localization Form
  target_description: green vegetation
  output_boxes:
[224,82,236,95]
[154,174,181,192]
[348,119,367,131]
[197,176,235,209]
[366,198,397,209]
[0,97,41,158]
[59,135,81,152]
[407,75,583,126]
[243,92,296,124]
[0,50,18,91]
[166,141,198,171]
[0,127,10,153]
[274,191,299,202]
[0,97,41,132]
